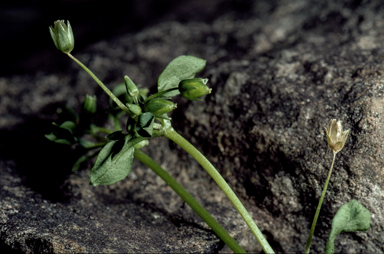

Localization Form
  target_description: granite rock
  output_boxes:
[1,0,384,253]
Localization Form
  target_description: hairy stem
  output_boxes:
[163,127,274,254]
[67,53,131,114]
[134,149,246,253]
[305,152,337,254]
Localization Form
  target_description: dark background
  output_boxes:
[1,0,254,76]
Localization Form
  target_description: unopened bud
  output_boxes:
[49,20,74,54]
[126,103,142,116]
[124,76,139,99]
[179,78,211,101]
[144,98,177,117]
[83,94,97,114]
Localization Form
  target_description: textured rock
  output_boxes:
[1,0,384,253]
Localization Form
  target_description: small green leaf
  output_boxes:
[325,199,371,254]
[90,135,146,186]
[158,55,206,97]
[59,121,76,131]
[136,112,155,137]
[45,121,77,145]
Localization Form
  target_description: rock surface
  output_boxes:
[1,0,384,253]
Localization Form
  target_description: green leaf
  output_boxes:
[90,135,146,186]
[136,112,155,137]
[325,199,371,254]
[106,130,126,140]
[158,55,206,97]
[59,121,76,131]
[45,121,77,145]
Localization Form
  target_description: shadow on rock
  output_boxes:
[0,103,84,202]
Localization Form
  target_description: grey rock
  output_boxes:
[1,0,384,253]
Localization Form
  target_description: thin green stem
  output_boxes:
[93,126,113,134]
[304,152,337,254]
[67,53,131,115]
[163,127,274,254]
[134,149,246,253]
[144,87,179,103]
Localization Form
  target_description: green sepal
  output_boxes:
[136,112,155,137]
[106,130,126,140]
[49,20,74,54]
[143,98,176,118]
[158,55,206,97]
[90,135,146,186]
[126,103,142,116]
[124,75,139,99]
[325,199,371,254]
[179,78,211,101]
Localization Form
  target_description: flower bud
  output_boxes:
[179,78,211,101]
[126,103,142,116]
[49,20,74,54]
[124,76,139,99]
[144,98,177,117]
[83,94,97,114]
[324,119,350,154]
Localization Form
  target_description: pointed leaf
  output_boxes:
[45,121,77,145]
[325,199,371,254]
[136,112,155,137]
[90,135,147,186]
[158,55,206,97]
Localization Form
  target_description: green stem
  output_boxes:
[133,149,246,253]
[93,126,113,134]
[67,53,131,114]
[304,152,337,254]
[163,127,274,254]
[144,87,179,103]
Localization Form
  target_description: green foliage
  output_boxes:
[136,112,155,137]
[49,20,74,54]
[45,121,77,145]
[158,55,206,97]
[179,78,211,101]
[325,199,371,254]
[45,55,208,179]
[90,135,147,186]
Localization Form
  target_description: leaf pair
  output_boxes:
[45,121,77,145]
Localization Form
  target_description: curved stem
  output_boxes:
[163,127,274,254]
[304,152,337,254]
[67,53,131,115]
[134,149,246,253]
